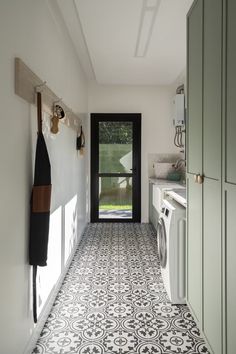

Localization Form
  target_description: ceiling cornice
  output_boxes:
[56,0,96,81]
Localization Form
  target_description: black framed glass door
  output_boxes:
[91,113,141,222]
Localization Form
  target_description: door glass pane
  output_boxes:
[99,122,133,173]
[99,177,132,219]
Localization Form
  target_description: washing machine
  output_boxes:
[157,197,186,304]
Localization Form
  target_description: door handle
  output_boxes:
[130,168,136,172]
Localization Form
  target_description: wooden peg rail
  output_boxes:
[14,57,80,131]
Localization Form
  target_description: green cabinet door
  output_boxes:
[203,179,222,354]
[186,174,202,323]
[226,0,236,184]
[202,2,222,351]
[187,0,203,175]
[225,2,236,351]
[203,0,222,180]
[226,185,236,354]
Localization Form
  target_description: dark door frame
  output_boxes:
[90,113,141,222]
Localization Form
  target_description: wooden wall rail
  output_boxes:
[15,57,80,131]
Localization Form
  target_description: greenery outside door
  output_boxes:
[91,113,141,222]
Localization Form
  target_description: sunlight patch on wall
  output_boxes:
[64,195,78,265]
[37,206,62,315]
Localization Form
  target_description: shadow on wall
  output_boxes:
[37,195,78,316]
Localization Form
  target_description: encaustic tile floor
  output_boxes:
[32,223,210,354]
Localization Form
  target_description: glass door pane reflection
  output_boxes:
[99,121,133,173]
[99,177,132,219]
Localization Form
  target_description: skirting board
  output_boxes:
[23,223,88,354]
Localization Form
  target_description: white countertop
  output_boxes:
[149,178,185,188]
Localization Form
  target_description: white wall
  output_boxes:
[88,81,180,222]
[0,1,88,353]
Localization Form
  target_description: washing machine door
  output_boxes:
[157,217,167,268]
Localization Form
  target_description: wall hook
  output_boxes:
[35,81,47,93]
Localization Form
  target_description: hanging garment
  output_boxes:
[76,125,85,155]
[29,132,51,266]
[29,92,51,323]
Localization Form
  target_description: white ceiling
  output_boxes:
[57,0,193,85]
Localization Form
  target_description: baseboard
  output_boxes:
[23,222,88,354]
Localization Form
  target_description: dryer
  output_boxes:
[157,198,186,304]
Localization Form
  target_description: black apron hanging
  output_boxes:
[29,92,51,323]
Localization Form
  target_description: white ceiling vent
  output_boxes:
[134,0,161,57]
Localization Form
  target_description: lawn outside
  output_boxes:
[99,204,132,210]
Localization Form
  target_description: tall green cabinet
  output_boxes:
[225,1,236,353]
[186,0,203,327]
[187,0,236,353]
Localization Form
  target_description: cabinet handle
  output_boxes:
[197,174,204,184]
[194,174,199,183]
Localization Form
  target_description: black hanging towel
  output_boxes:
[29,92,51,323]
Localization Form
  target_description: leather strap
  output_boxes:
[33,265,37,323]
[32,185,52,213]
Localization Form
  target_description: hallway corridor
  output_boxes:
[32,223,209,354]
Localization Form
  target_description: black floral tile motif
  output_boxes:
[32,223,210,354]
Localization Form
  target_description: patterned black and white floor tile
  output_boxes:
[32,223,210,354]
